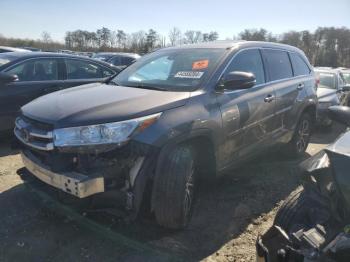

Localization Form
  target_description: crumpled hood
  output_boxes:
[21,83,190,128]
[317,87,338,102]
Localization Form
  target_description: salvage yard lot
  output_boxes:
[0,126,344,262]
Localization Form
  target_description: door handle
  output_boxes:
[264,95,275,103]
[297,83,305,90]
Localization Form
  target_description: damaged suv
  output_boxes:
[15,41,317,229]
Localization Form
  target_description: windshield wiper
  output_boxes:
[126,84,167,91]
[108,81,119,86]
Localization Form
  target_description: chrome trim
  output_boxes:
[15,118,53,139]
[14,127,54,151]
[21,151,105,198]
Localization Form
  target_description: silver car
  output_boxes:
[315,68,350,126]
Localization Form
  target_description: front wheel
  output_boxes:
[153,145,196,229]
[286,113,313,158]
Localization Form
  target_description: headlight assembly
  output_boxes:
[53,113,161,147]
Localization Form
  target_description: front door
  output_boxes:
[0,58,63,131]
[216,49,277,167]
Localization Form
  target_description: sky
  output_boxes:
[1,0,350,42]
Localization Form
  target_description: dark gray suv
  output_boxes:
[15,41,317,229]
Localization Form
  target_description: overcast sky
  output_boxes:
[1,0,350,42]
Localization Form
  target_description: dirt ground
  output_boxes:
[0,125,345,262]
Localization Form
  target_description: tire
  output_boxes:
[285,113,313,158]
[274,187,308,232]
[153,145,196,229]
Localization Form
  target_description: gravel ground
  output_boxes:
[0,125,345,262]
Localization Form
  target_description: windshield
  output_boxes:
[316,72,336,89]
[343,72,350,84]
[111,48,227,91]
[0,53,17,66]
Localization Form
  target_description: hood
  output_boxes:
[317,87,338,102]
[21,83,190,128]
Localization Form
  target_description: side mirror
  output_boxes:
[328,106,350,127]
[0,72,18,84]
[218,71,256,91]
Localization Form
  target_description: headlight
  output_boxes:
[53,113,161,147]
[318,102,333,109]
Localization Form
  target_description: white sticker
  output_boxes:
[174,71,204,79]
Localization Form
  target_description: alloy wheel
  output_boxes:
[296,119,310,153]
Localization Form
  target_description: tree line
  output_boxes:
[0,26,349,67]
[64,27,219,53]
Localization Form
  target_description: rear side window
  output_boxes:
[109,56,122,66]
[225,49,265,85]
[289,53,310,76]
[6,58,58,81]
[121,57,135,66]
[65,59,114,79]
[263,50,293,81]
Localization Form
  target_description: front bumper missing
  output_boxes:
[21,151,105,198]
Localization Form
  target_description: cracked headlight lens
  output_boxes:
[53,113,161,147]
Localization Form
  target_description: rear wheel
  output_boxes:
[286,113,312,158]
[153,145,196,229]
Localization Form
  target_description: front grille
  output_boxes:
[14,116,54,151]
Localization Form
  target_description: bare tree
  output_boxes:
[168,27,182,46]
[41,31,52,44]
[184,30,202,44]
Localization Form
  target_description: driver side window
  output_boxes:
[225,49,265,85]
[6,59,58,82]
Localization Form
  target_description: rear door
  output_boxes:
[216,49,277,166]
[262,49,306,137]
[62,58,115,88]
[0,58,63,131]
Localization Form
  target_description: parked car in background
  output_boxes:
[339,67,350,84]
[92,52,140,68]
[0,46,31,53]
[15,41,317,229]
[315,67,350,126]
[20,47,41,52]
[0,52,120,133]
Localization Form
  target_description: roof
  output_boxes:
[0,51,96,59]
[314,67,343,74]
[163,40,302,53]
[0,46,31,52]
[94,52,140,58]
[0,52,120,71]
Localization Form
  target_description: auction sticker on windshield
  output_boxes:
[174,71,204,79]
[192,59,209,70]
